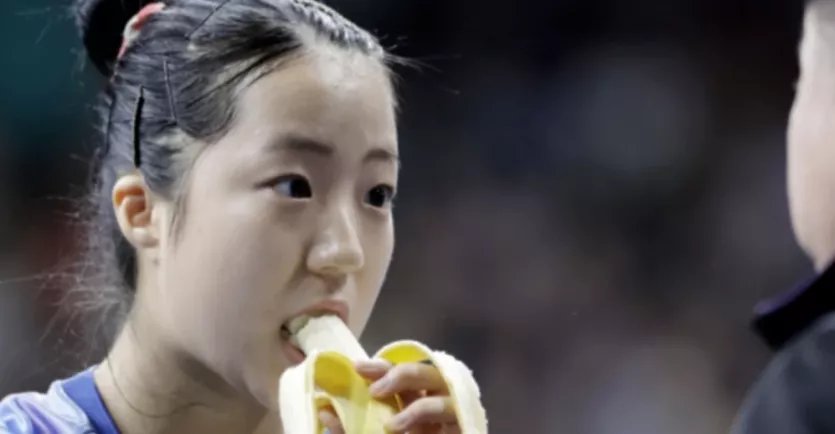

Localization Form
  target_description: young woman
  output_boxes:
[0,0,461,433]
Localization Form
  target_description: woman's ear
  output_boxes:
[112,173,161,249]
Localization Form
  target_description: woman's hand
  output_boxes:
[318,359,459,434]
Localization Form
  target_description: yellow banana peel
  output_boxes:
[278,316,488,433]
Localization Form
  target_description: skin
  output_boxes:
[95,41,458,434]
[788,0,835,271]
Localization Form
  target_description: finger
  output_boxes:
[369,363,447,398]
[356,359,423,406]
[354,358,392,380]
[386,396,458,433]
[397,389,425,407]
[318,409,344,434]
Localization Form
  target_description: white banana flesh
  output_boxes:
[278,315,488,433]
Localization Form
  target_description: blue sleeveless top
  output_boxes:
[0,368,119,434]
[0,370,334,434]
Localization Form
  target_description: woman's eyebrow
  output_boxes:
[268,133,399,165]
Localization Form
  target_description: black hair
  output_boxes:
[73,0,391,344]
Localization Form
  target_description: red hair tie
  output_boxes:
[117,2,166,61]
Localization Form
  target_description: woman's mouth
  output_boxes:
[280,325,306,365]
[279,300,351,365]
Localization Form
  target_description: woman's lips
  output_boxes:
[281,333,306,365]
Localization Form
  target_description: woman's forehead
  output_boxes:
[211,50,397,165]
[239,50,393,126]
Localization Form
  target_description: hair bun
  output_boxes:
[75,0,153,76]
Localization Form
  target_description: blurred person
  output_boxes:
[0,1,467,433]
[731,1,835,432]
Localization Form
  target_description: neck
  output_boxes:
[94,307,278,434]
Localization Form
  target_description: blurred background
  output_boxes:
[0,0,811,432]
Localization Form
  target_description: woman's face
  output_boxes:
[148,46,398,408]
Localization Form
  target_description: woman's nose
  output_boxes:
[306,204,364,277]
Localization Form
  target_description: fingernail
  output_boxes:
[368,376,389,395]
[387,413,409,431]
[354,362,374,372]
[356,359,389,371]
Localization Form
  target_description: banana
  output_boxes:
[278,315,488,433]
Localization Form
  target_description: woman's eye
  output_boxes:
[365,184,395,208]
[273,175,312,199]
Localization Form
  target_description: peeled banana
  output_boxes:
[278,315,488,433]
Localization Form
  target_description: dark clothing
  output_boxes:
[732,263,835,434]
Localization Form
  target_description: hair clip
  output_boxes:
[132,86,146,168]
[163,60,178,125]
